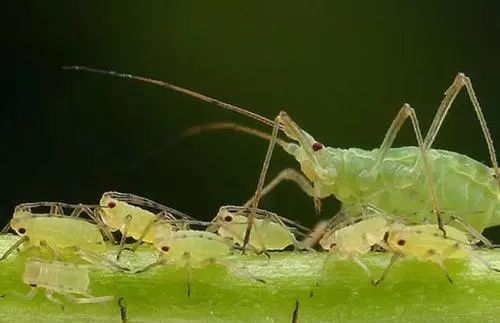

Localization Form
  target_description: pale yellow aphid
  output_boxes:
[1,203,106,261]
[98,192,195,258]
[213,205,308,253]
[140,228,264,296]
[377,223,500,284]
[3,258,114,306]
[316,214,392,285]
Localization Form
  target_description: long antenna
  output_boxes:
[62,66,280,129]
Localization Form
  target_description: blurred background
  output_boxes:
[3,2,500,239]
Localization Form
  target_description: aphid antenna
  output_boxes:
[62,66,282,130]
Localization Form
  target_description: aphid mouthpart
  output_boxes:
[312,142,324,151]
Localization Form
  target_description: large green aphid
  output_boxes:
[212,205,310,253]
[62,67,499,235]
[3,258,114,306]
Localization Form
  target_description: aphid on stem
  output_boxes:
[63,66,500,245]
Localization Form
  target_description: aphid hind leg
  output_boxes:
[44,290,66,309]
[448,215,493,248]
[351,257,376,285]
[370,104,445,236]
[75,247,129,272]
[243,115,281,253]
[423,73,499,183]
[128,213,164,253]
[81,206,116,244]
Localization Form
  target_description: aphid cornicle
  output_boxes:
[212,205,309,253]
[2,258,114,306]
[63,66,500,236]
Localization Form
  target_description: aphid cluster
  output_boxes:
[1,68,499,321]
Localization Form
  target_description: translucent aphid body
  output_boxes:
[99,191,190,243]
[20,258,114,305]
[213,206,306,252]
[63,67,500,233]
[376,223,500,284]
[153,230,232,265]
[319,215,390,257]
[1,202,110,261]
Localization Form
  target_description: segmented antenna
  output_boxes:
[62,66,281,129]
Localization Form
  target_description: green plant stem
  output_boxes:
[1,235,500,322]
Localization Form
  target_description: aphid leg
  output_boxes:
[351,257,375,285]
[45,290,65,310]
[448,215,494,248]
[0,236,28,260]
[1,222,12,234]
[423,73,499,184]
[49,203,63,215]
[116,214,133,260]
[128,213,164,253]
[75,247,130,272]
[39,240,63,260]
[467,250,500,273]
[1,287,37,300]
[244,168,316,211]
[302,220,329,249]
[434,259,454,284]
[135,256,167,273]
[82,206,116,243]
[310,251,334,297]
[368,104,445,236]
[374,254,400,286]
[64,293,114,304]
[291,299,300,323]
[216,258,266,283]
[118,297,128,323]
[243,115,281,253]
[264,210,308,251]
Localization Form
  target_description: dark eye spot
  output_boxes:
[108,201,117,208]
[18,228,26,235]
[397,239,406,246]
[224,215,233,222]
[29,283,37,287]
[161,246,170,252]
[312,142,324,151]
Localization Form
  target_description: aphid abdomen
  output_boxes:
[15,217,105,251]
[23,259,90,294]
[327,147,498,231]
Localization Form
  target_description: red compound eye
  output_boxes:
[224,215,233,222]
[312,142,324,151]
[161,246,170,252]
[108,201,117,208]
[397,239,406,246]
[18,228,26,235]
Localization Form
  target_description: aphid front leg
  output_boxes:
[244,168,316,211]
[243,114,281,253]
[1,287,37,300]
[44,290,65,309]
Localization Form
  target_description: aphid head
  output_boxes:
[9,217,28,236]
[279,112,336,185]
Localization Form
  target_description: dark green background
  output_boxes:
[4,2,500,238]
